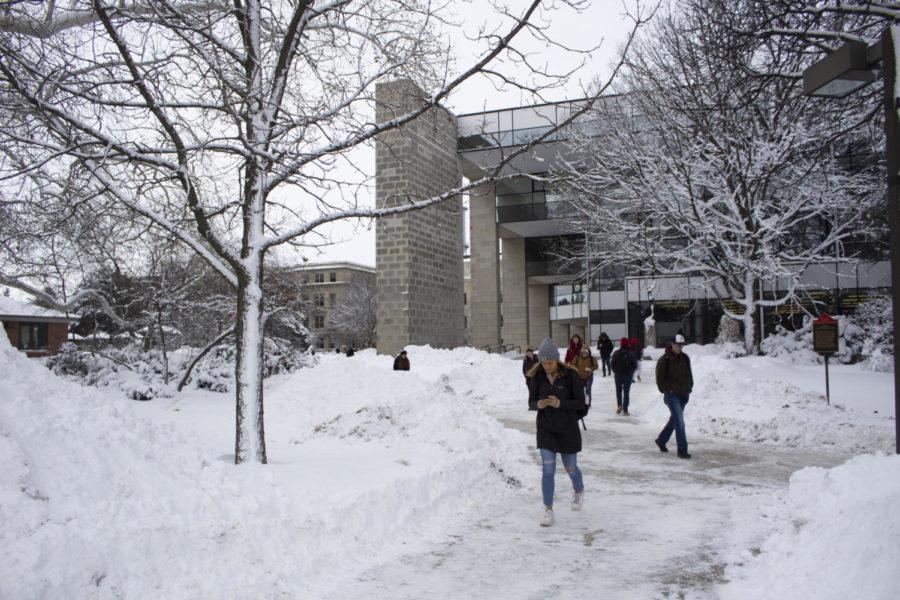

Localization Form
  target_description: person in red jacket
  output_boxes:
[563,334,583,365]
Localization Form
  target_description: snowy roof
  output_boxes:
[0,296,79,323]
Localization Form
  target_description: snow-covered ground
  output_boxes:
[2,334,898,599]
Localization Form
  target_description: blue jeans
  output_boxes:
[614,373,632,410]
[658,392,689,454]
[539,448,584,508]
[600,356,611,376]
[583,376,593,404]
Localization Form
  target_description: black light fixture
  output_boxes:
[802,41,877,98]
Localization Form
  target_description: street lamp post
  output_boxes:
[803,28,900,454]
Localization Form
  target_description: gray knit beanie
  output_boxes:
[537,338,558,363]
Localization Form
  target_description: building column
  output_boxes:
[528,283,550,349]
[500,236,528,351]
[469,183,501,349]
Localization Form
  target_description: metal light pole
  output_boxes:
[803,28,900,454]
[880,29,900,455]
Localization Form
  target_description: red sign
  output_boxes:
[812,313,839,354]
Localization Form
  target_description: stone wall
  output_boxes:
[374,80,465,355]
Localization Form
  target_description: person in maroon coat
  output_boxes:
[563,334,583,365]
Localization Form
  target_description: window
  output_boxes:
[314,315,325,328]
[329,272,337,282]
[329,293,336,307]
[315,272,325,283]
[316,337,325,349]
[18,322,48,350]
[464,292,467,305]
[314,294,325,307]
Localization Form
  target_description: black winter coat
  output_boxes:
[393,355,410,370]
[610,348,637,374]
[522,355,540,380]
[655,349,693,396]
[528,365,586,454]
[597,337,613,358]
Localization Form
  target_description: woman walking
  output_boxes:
[573,346,599,407]
[563,334,583,365]
[528,338,587,527]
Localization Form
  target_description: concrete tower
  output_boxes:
[374,80,465,355]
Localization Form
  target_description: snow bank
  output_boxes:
[720,454,900,600]
[0,334,527,599]
[633,346,894,453]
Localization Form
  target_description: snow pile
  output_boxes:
[634,347,894,453]
[720,454,900,600]
[0,334,526,598]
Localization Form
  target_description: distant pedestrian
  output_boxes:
[527,338,587,527]
[630,337,643,383]
[596,332,613,377]
[335,347,341,354]
[573,347,598,407]
[610,337,637,415]
[654,334,694,459]
[393,350,410,371]
[563,334,582,365]
[346,346,355,357]
[522,348,539,387]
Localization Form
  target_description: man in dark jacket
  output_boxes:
[393,350,410,371]
[610,338,637,415]
[529,338,587,526]
[654,334,694,458]
[522,348,539,386]
[596,333,613,376]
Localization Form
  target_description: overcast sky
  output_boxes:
[291,1,638,268]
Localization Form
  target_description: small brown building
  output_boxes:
[0,296,77,357]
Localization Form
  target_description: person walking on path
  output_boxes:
[392,350,410,371]
[654,334,694,459]
[611,338,637,415]
[630,337,644,383]
[563,334,583,365]
[573,347,599,407]
[597,332,613,377]
[527,338,587,527]
[522,348,539,388]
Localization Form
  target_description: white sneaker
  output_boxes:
[540,508,554,527]
[572,491,584,511]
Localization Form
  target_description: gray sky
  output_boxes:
[294,1,637,268]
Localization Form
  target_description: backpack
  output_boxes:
[611,349,636,374]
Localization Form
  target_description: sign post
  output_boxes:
[812,314,839,406]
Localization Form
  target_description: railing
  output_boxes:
[496,199,577,223]
[480,343,522,355]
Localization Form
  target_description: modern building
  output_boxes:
[285,261,376,351]
[376,83,890,351]
[0,296,78,356]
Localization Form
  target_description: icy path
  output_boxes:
[325,378,849,600]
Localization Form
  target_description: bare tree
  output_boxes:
[327,277,375,348]
[557,3,883,353]
[0,1,646,462]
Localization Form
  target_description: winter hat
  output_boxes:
[673,334,685,345]
[620,337,629,347]
[630,337,639,346]
[537,338,558,362]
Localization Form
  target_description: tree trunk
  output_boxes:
[742,275,758,354]
[234,270,267,464]
[156,302,169,384]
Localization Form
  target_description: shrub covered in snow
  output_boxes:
[715,315,742,345]
[44,338,317,399]
[761,297,893,369]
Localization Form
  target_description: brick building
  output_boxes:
[0,296,77,357]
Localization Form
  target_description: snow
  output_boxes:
[639,344,894,452]
[0,333,527,598]
[0,295,75,320]
[2,333,898,598]
[721,453,900,600]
